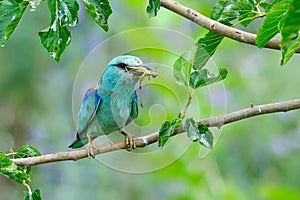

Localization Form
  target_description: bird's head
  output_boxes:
[100,55,158,92]
[107,55,158,79]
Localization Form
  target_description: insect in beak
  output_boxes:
[130,64,158,79]
[129,64,158,108]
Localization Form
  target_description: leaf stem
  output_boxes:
[23,180,32,195]
[178,88,194,119]
[251,10,266,16]
[232,14,265,27]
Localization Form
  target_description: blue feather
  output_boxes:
[77,87,101,133]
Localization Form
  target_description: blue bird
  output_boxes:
[68,55,158,157]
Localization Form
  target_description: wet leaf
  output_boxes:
[83,0,112,31]
[38,0,79,62]
[158,118,182,147]
[197,122,214,149]
[26,0,42,11]
[0,0,28,47]
[147,0,160,17]
[185,118,214,149]
[190,68,228,89]
[0,152,30,184]
[185,118,199,142]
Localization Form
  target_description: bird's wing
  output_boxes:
[129,90,139,120]
[77,85,101,133]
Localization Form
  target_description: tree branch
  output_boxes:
[160,0,300,53]
[11,98,300,166]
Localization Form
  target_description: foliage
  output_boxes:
[256,0,300,64]
[158,118,182,147]
[0,0,300,199]
[147,0,160,17]
[82,0,112,31]
[158,44,228,147]
[38,0,79,62]
[1,0,299,63]
[0,0,28,47]
[158,0,230,148]
[24,189,42,200]
[0,152,30,184]
[279,0,300,65]
[185,118,213,148]
[0,146,42,199]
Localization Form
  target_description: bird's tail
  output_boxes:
[68,133,88,149]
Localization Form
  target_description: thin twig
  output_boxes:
[160,0,300,53]
[11,98,300,166]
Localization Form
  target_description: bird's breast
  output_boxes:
[96,92,132,134]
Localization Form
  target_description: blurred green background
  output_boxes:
[1,0,300,199]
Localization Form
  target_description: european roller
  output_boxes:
[68,55,158,157]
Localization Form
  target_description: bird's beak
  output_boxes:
[129,64,158,78]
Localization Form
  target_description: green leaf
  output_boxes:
[193,31,224,70]
[185,117,199,142]
[259,2,273,12]
[82,0,112,31]
[185,118,214,149]
[197,122,214,149]
[233,2,257,26]
[0,152,30,184]
[13,145,41,175]
[0,0,28,47]
[190,68,228,89]
[24,189,42,200]
[211,0,228,21]
[0,152,12,168]
[147,0,160,17]
[216,2,237,23]
[280,0,300,65]
[14,145,41,159]
[220,1,257,26]
[198,0,256,70]
[173,51,193,87]
[38,0,79,62]
[26,0,43,11]
[247,0,255,8]
[158,118,182,147]
[256,0,293,48]
[39,27,71,62]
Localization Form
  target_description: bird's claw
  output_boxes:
[86,143,97,159]
[125,134,136,151]
[86,136,97,158]
[121,130,136,151]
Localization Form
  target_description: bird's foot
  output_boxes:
[120,130,136,151]
[86,144,97,159]
[86,136,97,158]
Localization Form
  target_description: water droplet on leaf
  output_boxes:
[28,0,42,12]
[50,52,57,59]
[66,36,71,44]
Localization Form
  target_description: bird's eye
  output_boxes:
[118,63,128,69]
